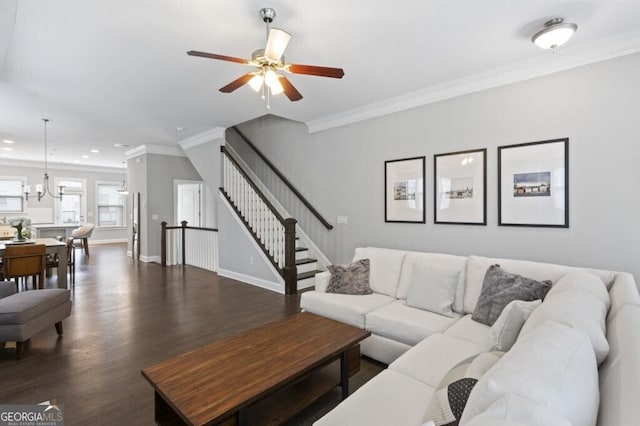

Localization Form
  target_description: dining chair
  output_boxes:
[2,244,47,291]
[46,238,75,287]
[71,223,95,257]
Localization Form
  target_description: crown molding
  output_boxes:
[0,158,119,173]
[125,144,186,159]
[178,127,226,150]
[307,31,640,133]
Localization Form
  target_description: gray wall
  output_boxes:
[128,153,202,259]
[0,162,129,241]
[234,52,640,281]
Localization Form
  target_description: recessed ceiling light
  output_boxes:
[113,143,131,148]
[90,149,100,153]
[176,127,185,132]
[81,155,89,159]
[2,140,14,144]
[2,147,12,151]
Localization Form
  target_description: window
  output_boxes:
[54,177,86,224]
[97,183,125,227]
[0,176,25,213]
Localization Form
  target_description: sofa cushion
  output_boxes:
[471,265,551,326]
[490,299,541,352]
[444,315,492,349]
[353,247,405,298]
[0,289,70,324]
[519,288,609,364]
[326,259,372,295]
[598,304,640,426]
[300,291,395,329]
[397,252,468,313]
[366,300,460,347]
[464,255,616,314]
[314,369,435,426]
[460,321,599,426]
[546,269,609,308]
[390,333,489,388]
[424,352,504,425]
[606,272,640,320]
[0,281,17,299]
[406,264,459,317]
[463,394,571,426]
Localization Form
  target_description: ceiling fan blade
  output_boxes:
[187,50,250,64]
[288,64,344,79]
[219,73,255,93]
[264,28,291,61]
[278,75,303,101]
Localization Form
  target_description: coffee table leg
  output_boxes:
[238,407,248,426]
[340,350,349,400]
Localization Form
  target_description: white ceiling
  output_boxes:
[1,0,639,168]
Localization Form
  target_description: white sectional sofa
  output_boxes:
[300,247,640,426]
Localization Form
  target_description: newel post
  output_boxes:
[161,221,167,267]
[181,220,188,267]
[283,218,297,295]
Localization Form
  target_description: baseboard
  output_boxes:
[217,268,284,294]
[89,238,128,245]
[139,255,161,263]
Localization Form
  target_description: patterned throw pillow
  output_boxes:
[326,259,372,295]
[424,352,504,426]
[472,265,551,326]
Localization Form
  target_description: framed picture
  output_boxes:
[434,148,487,225]
[385,156,425,223]
[498,138,569,227]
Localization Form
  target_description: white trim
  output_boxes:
[217,268,284,294]
[0,159,120,173]
[307,31,640,133]
[125,144,186,159]
[178,127,226,150]
[89,238,128,245]
[139,254,161,263]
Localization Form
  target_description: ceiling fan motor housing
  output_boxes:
[260,8,276,23]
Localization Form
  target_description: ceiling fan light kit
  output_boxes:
[187,7,344,108]
[532,18,578,51]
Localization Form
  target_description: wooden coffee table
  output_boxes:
[141,312,370,425]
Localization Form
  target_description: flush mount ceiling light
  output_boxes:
[532,18,578,51]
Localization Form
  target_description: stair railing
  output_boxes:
[161,221,219,272]
[221,146,298,294]
[230,126,333,230]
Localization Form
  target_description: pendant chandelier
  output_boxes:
[117,161,129,194]
[24,118,64,201]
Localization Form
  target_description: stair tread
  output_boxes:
[295,247,308,252]
[296,257,317,265]
[297,269,324,280]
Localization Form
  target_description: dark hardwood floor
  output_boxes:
[0,243,383,425]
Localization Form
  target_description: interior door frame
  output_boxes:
[174,179,204,227]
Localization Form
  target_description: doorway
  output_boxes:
[175,180,203,227]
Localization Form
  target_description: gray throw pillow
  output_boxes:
[472,265,551,326]
[326,259,372,295]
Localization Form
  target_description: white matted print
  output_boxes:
[385,156,425,223]
[498,138,568,227]
[434,149,486,225]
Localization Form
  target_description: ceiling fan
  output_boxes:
[187,7,344,107]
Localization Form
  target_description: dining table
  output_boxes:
[0,238,68,289]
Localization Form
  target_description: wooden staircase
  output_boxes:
[295,242,323,289]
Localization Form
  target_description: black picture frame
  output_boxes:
[498,138,569,228]
[434,148,487,225]
[384,156,426,223]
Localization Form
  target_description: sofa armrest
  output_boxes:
[315,271,331,293]
[0,281,17,299]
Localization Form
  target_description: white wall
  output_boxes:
[233,52,640,281]
[0,162,129,242]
